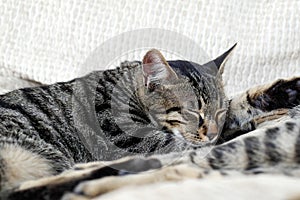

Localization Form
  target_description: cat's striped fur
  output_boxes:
[0,46,299,199]
[0,46,231,192]
[5,92,300,200]
[71,106,300,198]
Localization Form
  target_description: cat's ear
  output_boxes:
[142,49,178,87]
[203,43,237,74]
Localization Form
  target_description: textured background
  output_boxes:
[0,0,299,96]
[0,1,300,199]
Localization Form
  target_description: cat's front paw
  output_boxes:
[248,77,300,111]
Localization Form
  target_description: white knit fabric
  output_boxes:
[0,0,299,96]
[0,1,300,198]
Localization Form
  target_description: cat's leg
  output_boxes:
[71,164,209,198]
[16,157,160,191]
[6,157,162,199]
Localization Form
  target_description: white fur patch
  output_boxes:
[0,144,54,190]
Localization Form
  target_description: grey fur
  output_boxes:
[0,47,299,197]
[0,53,226,191]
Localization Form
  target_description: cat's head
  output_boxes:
[140,45,236,145]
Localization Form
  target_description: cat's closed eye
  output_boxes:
[166,107,182,114]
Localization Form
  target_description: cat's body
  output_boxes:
[0,46,299,199]
[0,47,230,191]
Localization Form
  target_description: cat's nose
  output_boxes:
[206,120,218,140]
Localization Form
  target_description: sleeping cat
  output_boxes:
[0,45,232,192]
[0,45,299,199]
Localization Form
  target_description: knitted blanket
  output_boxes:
[0,0,299,199]
[0,0,299,95]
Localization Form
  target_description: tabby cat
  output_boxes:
[0,45,299,200]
